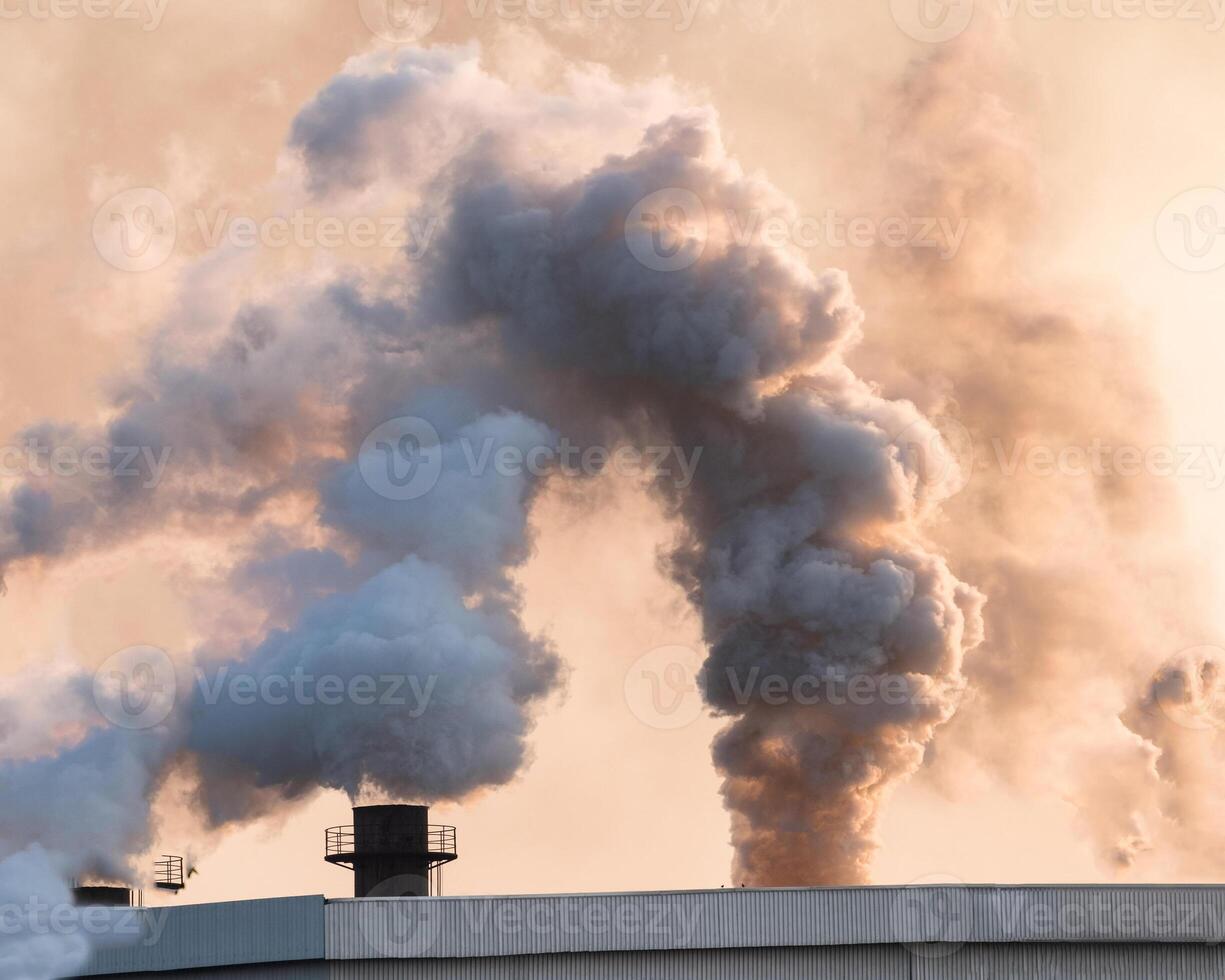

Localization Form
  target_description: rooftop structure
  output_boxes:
[73,883,1225,978]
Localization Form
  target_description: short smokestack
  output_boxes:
[325,804,457,897]
[72,885,134,907]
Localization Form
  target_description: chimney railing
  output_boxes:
[325,824,457,862]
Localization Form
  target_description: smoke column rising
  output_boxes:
[831,32,1225,876]
[0,44,986,953]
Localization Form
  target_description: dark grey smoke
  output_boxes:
[0,45,981,913]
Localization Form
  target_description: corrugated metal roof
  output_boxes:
[325,944,907,979]
[325,885,1225,960]
[321,943,1225,980]
[76,895,325,976]
[71,885,1225,975]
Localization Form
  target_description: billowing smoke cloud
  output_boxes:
[819,31,1224,876]
[414,107,984,882]
[0,42,984,921]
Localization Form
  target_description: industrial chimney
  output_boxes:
[72,885,135,907]
[325,804,457,897]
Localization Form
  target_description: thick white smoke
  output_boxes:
[0,848,90,980]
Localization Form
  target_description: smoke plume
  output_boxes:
[0,40,988,917]
[825,32,1225,876]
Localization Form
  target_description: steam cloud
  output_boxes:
[0,41,991,945]
[0,848,90,980]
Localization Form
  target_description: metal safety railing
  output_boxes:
[154,855,185,891]
[325,824,457,860]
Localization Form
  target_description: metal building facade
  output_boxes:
[72,885,1225,978]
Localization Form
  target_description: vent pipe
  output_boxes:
[325,804,458,897]
[72,885,134,907]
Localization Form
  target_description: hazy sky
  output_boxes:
[3,0,1225,903]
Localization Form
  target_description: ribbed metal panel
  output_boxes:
[915,942,1225,979]
[75,965,328,980]
[328,945,909,979]
[72,886,1225,975]
[325,885,1225,959]
[75,895,326,975]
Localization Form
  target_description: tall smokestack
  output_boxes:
[325,805,457,897]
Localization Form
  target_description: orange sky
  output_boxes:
[3,0,1225,903]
